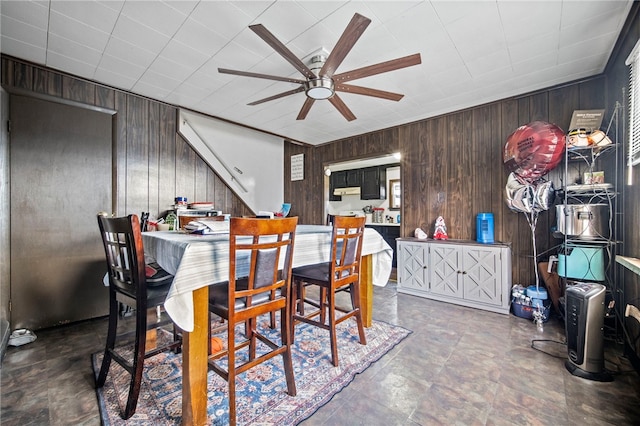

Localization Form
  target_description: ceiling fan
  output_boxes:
[218,13,422,121]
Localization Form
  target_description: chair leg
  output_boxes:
[228,324,237,426]
[248,317,257,361]
[319,287,328,324]
[350,283,367,345]
[327,289,339,367]
[96,296,119,387]
[294,279,305,316]
[123,306,149,420]
[290,280,298,339]
[280,306,297,396]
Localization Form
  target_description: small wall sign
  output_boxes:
[291,154,304,181]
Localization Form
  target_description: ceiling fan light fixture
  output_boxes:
[306,77,334,100]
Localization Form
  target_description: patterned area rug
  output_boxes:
[93,317,411,425]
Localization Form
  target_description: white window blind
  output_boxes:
[625,39,640,167]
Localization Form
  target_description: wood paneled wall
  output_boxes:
[0,55,252,220]
[285,78,608,286]
[602,2,640,364]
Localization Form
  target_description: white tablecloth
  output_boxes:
[142,225,392,331]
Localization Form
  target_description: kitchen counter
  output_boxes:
[365,223,400,267]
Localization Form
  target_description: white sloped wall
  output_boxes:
[179,109,284,214]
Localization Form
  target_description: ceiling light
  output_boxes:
[306,78,334,100]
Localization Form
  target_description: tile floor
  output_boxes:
[2,281,640,425]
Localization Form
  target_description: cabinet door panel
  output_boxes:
[463,247,501,305]
[430,244,462,297]
[398,242,428,292]
[346,169,361,187]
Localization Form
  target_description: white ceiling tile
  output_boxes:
[48,10,111,52]
[132,79,174,100]
[189,1,256,40]
[559,32,619,67]
[164,0,199,16]
[512,51,558,75]
[445,7,505,62]
[102,35,157,69]
[0,0,49,28]
[46,51,96,79]
[250,1,318,43]
[47,33,103,68]
[98,1,125,13]
[137,68,182,93]
[366,1,422,24]
[508,31,560,64]
[166,81,210,104]
[158,39,209,72]
[466,48,511,78]
[50,0,120,34]
[184,59,229,90]
[97,52,146,82]
[215,40,270,70]
[173,17,229,57]
[120,0,189,37]
[561,0,628,26]
[499,1,562,45]
[560,14,623,50]
[290,22,337,60]
[93,65,140,90]
[111,13,170,55]
[148,55,196,82]
[296,0,348,21]
[0,35,46,64]
[1,15,47,50]
[431,1,493,25]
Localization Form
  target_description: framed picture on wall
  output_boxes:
[389,179,401,210]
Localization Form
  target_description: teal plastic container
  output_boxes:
[476,213,494,243]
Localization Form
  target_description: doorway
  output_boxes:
[10,95,112,330]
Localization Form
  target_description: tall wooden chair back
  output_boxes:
[208,217,298,425]
[95,213,181,419]
[291,215,367,366]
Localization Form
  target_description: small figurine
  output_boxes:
[433,216,448,240]
[414,227,428,239]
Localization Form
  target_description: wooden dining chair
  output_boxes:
[95,213,182,420]
[208,217,298,425]
[178,214,225,230]
[291,215,367,366]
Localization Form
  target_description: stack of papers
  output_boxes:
[184,220,230,234]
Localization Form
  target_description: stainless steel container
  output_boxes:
[555,204,609,239]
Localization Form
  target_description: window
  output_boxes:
[625,39,640,167]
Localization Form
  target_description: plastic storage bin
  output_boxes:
[512,299,551,321]
[558,244,605,281]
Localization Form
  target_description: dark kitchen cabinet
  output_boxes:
[366,224,400,267]
[361,166,386,200]
[329,170,346,201]
[346,169,361,187]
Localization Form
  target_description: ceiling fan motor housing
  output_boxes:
[306,55,335,99]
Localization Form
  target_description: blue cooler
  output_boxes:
[527,285,548,309]
[477,213,494,243]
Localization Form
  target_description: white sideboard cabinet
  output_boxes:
[397,238,512,314]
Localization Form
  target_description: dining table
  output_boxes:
[142,224,393,425]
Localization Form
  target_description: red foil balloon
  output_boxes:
[503,121,565,182]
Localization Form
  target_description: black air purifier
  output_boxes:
[564,282,612,381]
